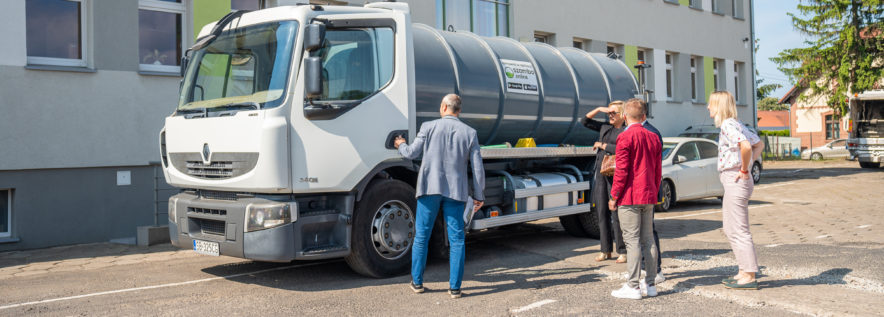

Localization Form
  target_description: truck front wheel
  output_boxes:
[345,179,416,278]
[859,161,880,169]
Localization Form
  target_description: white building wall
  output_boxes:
[0,1,27,67]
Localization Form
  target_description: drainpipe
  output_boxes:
[749,0,758,129]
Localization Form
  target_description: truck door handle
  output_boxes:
[385,130,408,150]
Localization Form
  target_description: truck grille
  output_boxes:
[187,161,234,178]
[169,152,259,180]
[188,207,227,216]
[198,190,239,201]
[193,218,225,236]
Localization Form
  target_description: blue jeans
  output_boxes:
[411,195,466,290]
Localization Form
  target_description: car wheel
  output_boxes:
[752,161,762,184]
[345,179,416,278]
[655,180,674,212]
[811,152,823,161]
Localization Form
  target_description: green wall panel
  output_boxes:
[679,0,690,6]
[193,0,231,40]
[624,45,638,78]
[704,56,714,102]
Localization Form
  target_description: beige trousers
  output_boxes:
[720,168,759,272]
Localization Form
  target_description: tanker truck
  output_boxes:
[160,2,638,278]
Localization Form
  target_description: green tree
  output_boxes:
[771,0,884,116]
[758,97,788,110]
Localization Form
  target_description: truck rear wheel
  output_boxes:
[859,161,880,169]
[559,206,600,239]
[345,179,416,278]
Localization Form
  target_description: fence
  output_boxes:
[762,136,803,160]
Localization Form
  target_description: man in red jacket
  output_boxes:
[607,99,662,300]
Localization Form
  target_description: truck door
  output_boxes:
[289,12,414,193]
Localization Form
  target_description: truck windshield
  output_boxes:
[178,21,298,112]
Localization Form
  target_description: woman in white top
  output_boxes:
[706,91,764,290]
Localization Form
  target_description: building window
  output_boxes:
[0,189,10,238]
[232,0,264,11]
[732,0,744,18]
[607,44,623,60]
[25,0,88,67]
[665,53,674,100]
[689,0,701,9]
[734,62,741,103]
[572,39,583,50]
[139,0,186,73]
[439,0,509,37]
[712,0,721,13]
[713,60,719,91]
[637,50,646,63]
[826,115,840,139]
[690,57,698,101]
[534,32,551,44]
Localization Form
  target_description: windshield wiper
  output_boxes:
[218,101,260,110]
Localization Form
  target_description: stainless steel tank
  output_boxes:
[413,24,638,146]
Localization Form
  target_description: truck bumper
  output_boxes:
[168,192,352,262]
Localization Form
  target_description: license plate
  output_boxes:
[193,239,220,256]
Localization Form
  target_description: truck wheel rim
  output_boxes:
[371,200,414,260]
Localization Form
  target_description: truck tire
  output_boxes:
[860,161,880,169]
[576,211,601,239]
[345,179,416,278]
[559,214,588,237]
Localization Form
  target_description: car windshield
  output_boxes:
[662,142,678,160]
[177,21,299,112]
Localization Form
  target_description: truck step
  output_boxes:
[300,209,339,217]
[301,245,348,255]
[470,204,591,230]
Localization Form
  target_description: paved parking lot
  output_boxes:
[1,160,881,316]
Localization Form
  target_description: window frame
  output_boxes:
[713,59,720,91]
[26,0,89,68]
[734,62,741,103]
[304,19,398,120]
[665,52,674,100]
[690,56,698,102]
[439,0,510,37]
[0,189,11,239]
[138,0,188,74]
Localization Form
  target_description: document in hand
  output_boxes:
[464,196,479,228]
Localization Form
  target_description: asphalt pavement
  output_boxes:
[0,160,881,316]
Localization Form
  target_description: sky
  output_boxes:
[753,0,810,100]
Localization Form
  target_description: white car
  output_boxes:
[801,139,850,160]
[657,137,725,212]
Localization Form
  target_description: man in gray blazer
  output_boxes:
[394,94,485,299]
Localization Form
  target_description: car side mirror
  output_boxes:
[305,56,323,99]
[675,155,687,164]
[304,23,326,52]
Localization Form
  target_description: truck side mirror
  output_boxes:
[304,24,326,52]
[180,56,189,77]
[305,56,323,99]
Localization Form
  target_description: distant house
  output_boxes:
[757,110,790,131]
[779,86,848,149]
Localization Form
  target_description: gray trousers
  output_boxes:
[618,204,658,288]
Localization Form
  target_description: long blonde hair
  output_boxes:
[708,91,737,127]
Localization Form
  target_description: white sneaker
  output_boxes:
[611,283,642,300]
[639,279,658,297]
[655,273,666,285]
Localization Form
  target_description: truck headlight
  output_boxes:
[245,203,294,232]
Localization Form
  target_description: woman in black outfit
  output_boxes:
[581,101,627,263]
